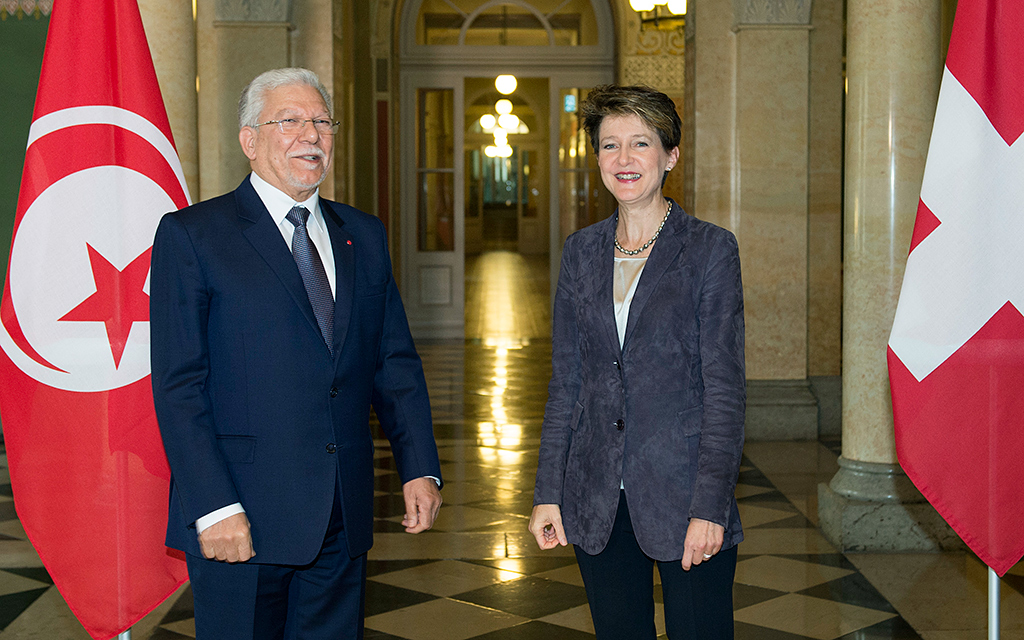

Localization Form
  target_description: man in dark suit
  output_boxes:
[150,67,442,639]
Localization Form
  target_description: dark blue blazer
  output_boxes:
[533,200,745,561]
[150,176,441,565]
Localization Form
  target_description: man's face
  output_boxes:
[239,83,334,202]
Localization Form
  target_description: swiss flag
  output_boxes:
[0,0,190,637]
[888,0,1024,577]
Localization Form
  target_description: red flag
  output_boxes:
[888,0,1024,577]
[0,0,190,636]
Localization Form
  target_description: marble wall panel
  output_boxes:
[691,0,736,233]
[196,15,291,199]
[734,27,810,380]
[807,0,844,377]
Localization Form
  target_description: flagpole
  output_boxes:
[118,629,131,640]
[989,567,999,640]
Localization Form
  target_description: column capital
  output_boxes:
[733,0,811,28]
[215,0,291,24]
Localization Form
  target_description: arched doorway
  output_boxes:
[398,0,615,338]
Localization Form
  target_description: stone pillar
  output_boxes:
[138,0,199,200]
[290,0,334,200]
[196,0,292,200]
[818,0,962,551]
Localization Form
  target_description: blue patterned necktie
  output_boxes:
[286,206,334,356]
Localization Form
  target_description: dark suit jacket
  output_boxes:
[150,176,441,565]
[533,200,745,561]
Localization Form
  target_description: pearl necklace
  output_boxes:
[614,200,672,256]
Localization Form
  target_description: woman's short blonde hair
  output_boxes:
[579,85,681,154]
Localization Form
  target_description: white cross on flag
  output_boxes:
[888,0,1024,576]
[0,0,189,636]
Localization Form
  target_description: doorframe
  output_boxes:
[397,0,614,339]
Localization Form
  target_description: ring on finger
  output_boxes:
[702,553,712,559]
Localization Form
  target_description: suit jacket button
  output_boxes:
[326,443,337,454]
[613,360,620,369]
[615,419,625,431]
[329,387,338,397]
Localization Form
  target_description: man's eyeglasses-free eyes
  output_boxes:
[253,118,340,136]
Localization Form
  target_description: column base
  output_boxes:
[817,457,965,552]
[745,379,818,440]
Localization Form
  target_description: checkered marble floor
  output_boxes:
[0,252,1022,638]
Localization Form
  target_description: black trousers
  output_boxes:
[187,475,367,640]
[574,490,737,640]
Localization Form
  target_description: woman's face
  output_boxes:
[596,113,678,210]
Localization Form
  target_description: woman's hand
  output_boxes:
[681,517,724,571]
[529,504,568,549]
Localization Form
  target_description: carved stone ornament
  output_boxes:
[622,55,685,93]
[635,28,685,57]
[733,0,811,26]
[216,0,291,24]
[0,0,52,19]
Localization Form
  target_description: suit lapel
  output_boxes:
[235,178,324,342]
[623,200,688,348]
[321,199,354,359]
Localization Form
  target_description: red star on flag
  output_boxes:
[59,245,151,368]
[0,0,190,636]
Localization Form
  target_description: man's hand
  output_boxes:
[529,504,567,549]
[198,512,255,562]
[402,477,442,533]
[681,517,724,571]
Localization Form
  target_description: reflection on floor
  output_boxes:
[0,251,1021,638]
[465,252,550,342]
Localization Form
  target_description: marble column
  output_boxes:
[818,0,962,551]
[138,0,199,200]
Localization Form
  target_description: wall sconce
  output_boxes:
[630,0,686,31]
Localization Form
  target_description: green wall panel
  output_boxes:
[0,16,49,288]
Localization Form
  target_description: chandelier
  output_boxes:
[630,0,686,31]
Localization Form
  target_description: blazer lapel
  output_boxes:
[322,199,354,359]
[583,215,622,357]
[235,178,323,342]
[623,200,689,348]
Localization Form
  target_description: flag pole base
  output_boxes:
[817,457,965,552]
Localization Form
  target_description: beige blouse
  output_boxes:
[614,256,648,490]
[614,256,648,348]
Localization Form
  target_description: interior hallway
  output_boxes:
[0,251,1021,638]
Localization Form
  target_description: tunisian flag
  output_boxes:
[0,0,190,636]
[888,0,1024,577]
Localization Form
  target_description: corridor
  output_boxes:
[0,252,1019,639]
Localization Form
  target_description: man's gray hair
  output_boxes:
[238,68,332,129]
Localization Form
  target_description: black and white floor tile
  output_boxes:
[0,252,1018,639]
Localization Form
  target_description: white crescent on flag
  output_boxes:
[0,1,190,637]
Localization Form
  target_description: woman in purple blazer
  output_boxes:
[529,85,745,639]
